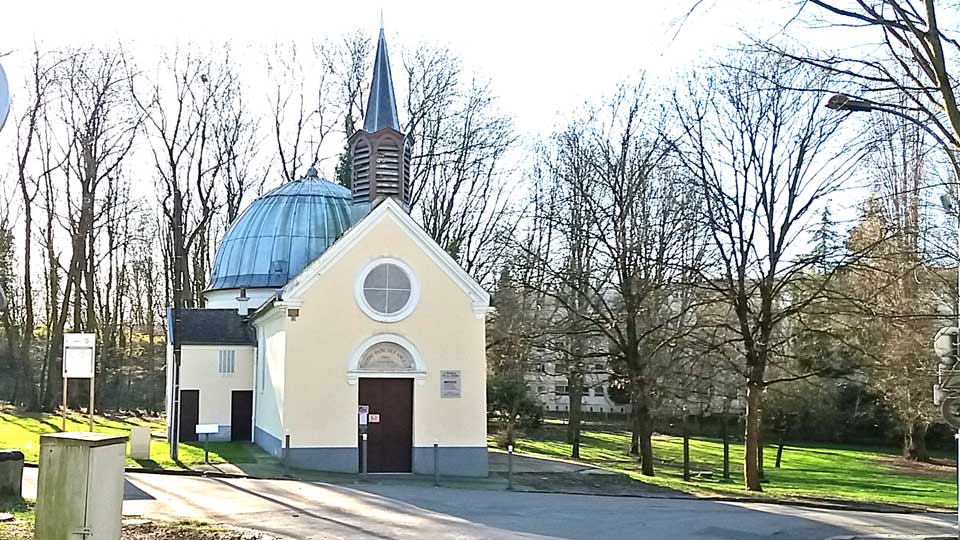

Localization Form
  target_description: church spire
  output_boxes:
[363,25,400,133]
[348,23,412,213]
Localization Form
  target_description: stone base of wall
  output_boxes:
[412,446,488,477]
[250,437,489,477]
[254,427,282,457]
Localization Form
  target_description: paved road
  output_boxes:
[21,468,956,539]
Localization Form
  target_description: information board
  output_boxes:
[441,370,461,399]
[63,333,96,379]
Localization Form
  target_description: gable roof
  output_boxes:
[280,198,490,317]
[168,308,256,346]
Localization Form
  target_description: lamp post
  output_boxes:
[826,92,960,531]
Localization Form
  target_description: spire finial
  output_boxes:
[380,9,384,31]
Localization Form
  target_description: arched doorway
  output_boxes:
[352,338,422,473]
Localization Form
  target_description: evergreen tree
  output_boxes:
[811,206,841,273]
[334,144,352,189]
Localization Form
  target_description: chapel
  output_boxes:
[164,26,490,476]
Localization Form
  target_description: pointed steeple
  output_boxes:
[363,25,400,133]
[349,22,412,213]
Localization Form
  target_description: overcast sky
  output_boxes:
[2,0,819,136]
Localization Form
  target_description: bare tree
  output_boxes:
[267,41,339,182]
[786,0,960,155]
[523,85,704,474]
[131,45,237,309]
[3,48,64,409]
[673,54,863,490]
[404,45,519,285]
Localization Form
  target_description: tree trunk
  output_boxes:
[568,367,583,459]
[903,421,930,462]
[744,382,763,491]
[633,381,655,476]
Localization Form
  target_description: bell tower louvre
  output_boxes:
[349,24,412,210]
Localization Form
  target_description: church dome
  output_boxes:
[208,171,354,291]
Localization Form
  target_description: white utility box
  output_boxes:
[34,432,127,540]
[129,426,151,460]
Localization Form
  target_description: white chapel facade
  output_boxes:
[165,26,491,476]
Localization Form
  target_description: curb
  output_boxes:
[24,460,956,515]
[505,486,951,514]
[25,460,255,480]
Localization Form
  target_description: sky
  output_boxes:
[0,0,881,243]
[0,0,811,138]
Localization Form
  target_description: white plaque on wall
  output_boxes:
[63,333,96,379]
[441,370,461,399]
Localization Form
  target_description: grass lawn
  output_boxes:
[0,405,267,469]
[497,425,956,510]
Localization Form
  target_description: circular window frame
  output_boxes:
[354,257,420,323]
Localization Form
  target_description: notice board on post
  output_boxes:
[63,333,96,379]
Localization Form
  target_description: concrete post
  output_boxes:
[361,434,368,478]
[722,417,731,483]
[507,445,514,491]
[682,415,690,482]
[129,426,151,461]
[0,450,24,498]
[433,443,439,487]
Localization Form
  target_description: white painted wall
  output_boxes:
[177,345,255,430]
[278,213,488,451]
[254,312,286,442]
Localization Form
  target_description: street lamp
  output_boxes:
[826,93,960,176]
[827,91,960,529]
[826,92,960,339]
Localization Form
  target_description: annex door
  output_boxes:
[358,378,413,473]
[179,389,199,442]
[231,390,253,442]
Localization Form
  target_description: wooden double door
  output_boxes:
[358,378,413,473]
[178,389,253,443]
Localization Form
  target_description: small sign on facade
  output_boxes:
[358,405,369,425]
[441,370,461,399]
[369,414,381,424]
[63,333,96,379]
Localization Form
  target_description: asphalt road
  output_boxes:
[21,468,957,539]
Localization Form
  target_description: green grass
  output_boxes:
[497,426,956,509]
[0,406,267,469]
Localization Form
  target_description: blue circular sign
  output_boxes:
[0,62,9,132]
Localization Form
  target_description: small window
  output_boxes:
[535,364,546,373]
[555,385,568,395]
[594,386,605,397]
[537,385,546,393]
[219,350,236,375]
